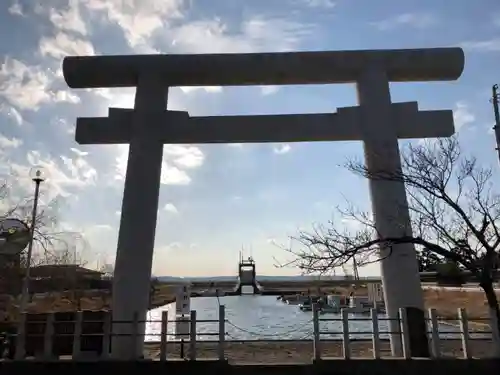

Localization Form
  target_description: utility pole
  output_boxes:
[491,84,500,164]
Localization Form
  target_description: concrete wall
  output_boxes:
[1,360,499,375]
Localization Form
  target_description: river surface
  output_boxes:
[144,295,464,342]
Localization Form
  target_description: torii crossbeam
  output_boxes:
[76,102,453,144]
[63,47,465,359]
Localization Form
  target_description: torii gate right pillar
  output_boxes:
[357,67,427,356]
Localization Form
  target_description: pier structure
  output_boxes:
[234,255,261,295]
[63,47,464,359]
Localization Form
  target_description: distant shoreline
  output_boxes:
[157,275,380,281]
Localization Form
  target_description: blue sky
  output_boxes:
[0,0,499,277]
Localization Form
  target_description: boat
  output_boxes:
[284,294,318,306]
[299,299,313,311]
[298,296,321,311]
[318,294,348,314]
[316,258,385,314]
[319,295,385,315]
[299,296,330,311]
[346,295,385,314]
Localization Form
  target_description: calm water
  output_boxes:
[144,295,464,342]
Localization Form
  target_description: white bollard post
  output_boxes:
[428,308,441,358]
[312,304,320,361]
[159,311,168,362]
[399,308,411,359]
[189,310,197,361]
[218,305,225,361]
[370,308,381,359]
[14,313,26,360]
[43,313,55,360]
[341,309,350,359]
[458,308,471,359]
[72,311,83,359]
[101,312,111,359]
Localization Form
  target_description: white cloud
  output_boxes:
[8,150,98,201]
[49,0,88,35]
[461,38,500,52]
[70,148,89,157]
[39,32,95,59]
[8,1,23,16]
[160,242,182,252]
[114,144,204,185]
[54,89,81,104]
[80,0,312,54]
[453,101,475,131]
[82,0,186,47]
[52,117,75,136]
[164,203,179,214]
[164,145,204,168]
[299,0,336,8]
[371,13,437,30]
[0,57,77,111]
[273,144,291,154]
[159,164,192,185]
[0,135,22,150]
[169,17,312,54]
[59,222,115,265]
[0,105,23,126]
[180,86,223,94]
[0,58,52,110]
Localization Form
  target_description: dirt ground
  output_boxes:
[143,339,497,363]
[423,288,500,320]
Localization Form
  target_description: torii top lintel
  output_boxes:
[62,47,465,89]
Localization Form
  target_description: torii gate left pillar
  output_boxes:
[63,48,464,359]
[107,75,168,359]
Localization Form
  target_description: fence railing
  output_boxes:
[1,304,500,361]
[312,305,500,360]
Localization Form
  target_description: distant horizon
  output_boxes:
[155,274,381,280]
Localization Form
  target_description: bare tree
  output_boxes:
[0,179,80,262]
[284,137,500,336]
[0,177,88,313]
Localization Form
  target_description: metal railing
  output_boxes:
[2,304,500,361]
[312,305,500,360]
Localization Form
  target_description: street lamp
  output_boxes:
[490,84,500,165]
[19,166,47,313]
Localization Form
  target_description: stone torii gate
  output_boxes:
[62,47,464,359]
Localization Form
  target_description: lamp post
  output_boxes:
[19,166,46,313]
[491,84,500,165]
